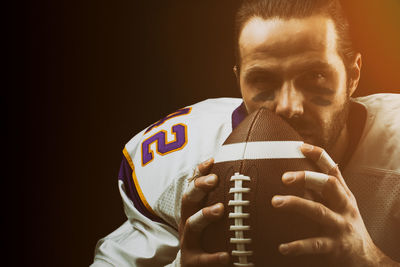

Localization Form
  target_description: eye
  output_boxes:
[252,90,276,102]
[296,71,334,95]
[307,71,326,81]
[250,76,281,91]
[298,70,328,86]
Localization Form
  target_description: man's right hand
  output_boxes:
[179,158,230,267]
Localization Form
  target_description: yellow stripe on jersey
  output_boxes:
[123,147,157,217]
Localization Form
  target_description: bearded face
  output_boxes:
[237,16,356,152]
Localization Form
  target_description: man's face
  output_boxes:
[238,16,352,150]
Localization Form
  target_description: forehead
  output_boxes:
[239,16,339,65]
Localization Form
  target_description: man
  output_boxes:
[92,0,400,266]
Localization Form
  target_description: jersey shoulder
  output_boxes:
[125,97,242,165]
[119,98,242,224]
[350,93,400,171]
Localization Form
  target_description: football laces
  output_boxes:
[228,173,254,267]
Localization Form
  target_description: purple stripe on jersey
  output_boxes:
[118,157,169,226]
[231,102,247,130]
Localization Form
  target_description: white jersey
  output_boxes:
[344,94,400,260]
[91,94,400,266]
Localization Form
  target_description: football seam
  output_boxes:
[239,108,263,173]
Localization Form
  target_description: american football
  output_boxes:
[201,108,325,267]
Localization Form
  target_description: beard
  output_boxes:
[323,99,350,150]
[283,99,350,152]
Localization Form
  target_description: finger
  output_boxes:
[185,174,218,202]
[185,251,230,266]
[197,158,215,177]
[304,171,329,193]
[183,203,224,247]
[188,157,214,184]
[279,237,334,256]
[300,143,351,194]
[300,144,337,174]
[271,195,343,229]
[181,173,219,222]
[281,171,329,194]
[182,158,216,221]
[282,171,349,211]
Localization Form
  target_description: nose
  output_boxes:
[274,82,304,118]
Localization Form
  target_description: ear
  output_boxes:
[348,53,362,97]
[233,65,240,87]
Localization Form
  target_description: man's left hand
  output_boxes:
[271,143,399,266]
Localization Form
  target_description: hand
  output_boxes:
[271,143,399,266]
[179,158,230,267]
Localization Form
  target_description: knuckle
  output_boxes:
[315,204,327,218]
[328,164,340,175]
[323,176,336,194]
[204,203,223,218]
[347,205,359,219]
[196,174,218,189]
[194,176,206,186]
[336,239,351,256]
[202,206,213,218]
[290,242,301,255]
[349,193,357,205]
[343,221,355,233]
[278,196,293,208]
[294,171,304,181]
[312,239,325,252]
[284,195,295,204]
[326,176,337,188]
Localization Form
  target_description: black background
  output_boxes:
[8,0,400,266]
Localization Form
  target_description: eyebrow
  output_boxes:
[244,67,279,83]
[244,66,275,76]
[299,60,332,72]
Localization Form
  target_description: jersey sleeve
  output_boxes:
[91,98,242,266]
[121,98,242,227]
[91,153,181,267]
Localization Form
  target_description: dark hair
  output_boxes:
[235,0,356,71]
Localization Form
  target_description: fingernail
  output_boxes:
[219,252,229,264]
[272,196,284,207]
[282,172,295,183]
[211,203,223,215]
[301,143,314,152]
[279,244,289,255]
[206,174,217,185]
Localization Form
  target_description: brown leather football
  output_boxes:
[201,108,325,267]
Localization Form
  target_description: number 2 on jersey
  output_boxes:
[141,124,187,166]
[141,108,191,166]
